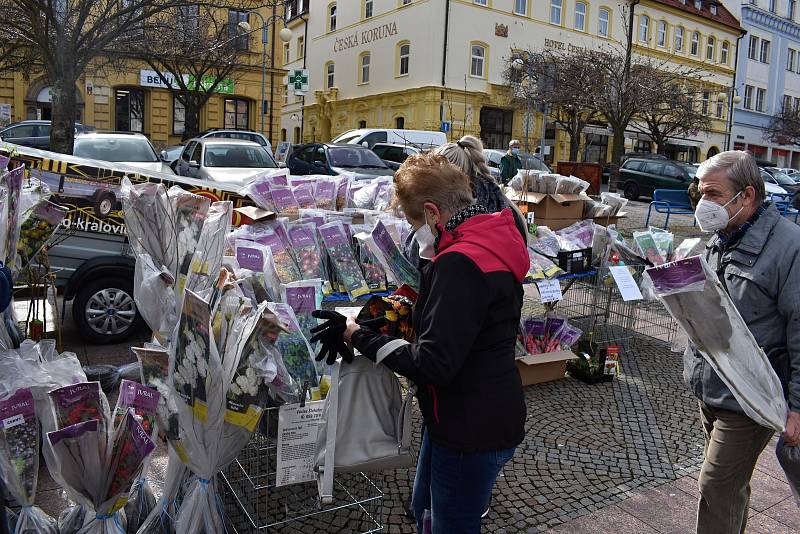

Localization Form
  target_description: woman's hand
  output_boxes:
[344,316,361,344]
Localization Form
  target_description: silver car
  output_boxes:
[483,148,551,182]
[174,138,278,185]
[73,132,174,174]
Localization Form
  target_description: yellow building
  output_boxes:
[285,0,743,164]
[0,7,289,150]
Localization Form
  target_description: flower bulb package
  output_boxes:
[15,200,68,270]
[240,169,290,211]
[318,221,370,300]
[266,302,319,398]
[367,221,420,290]
[313,178,338,211]
[2,165,24,266]
[519,316,582,355]
[354,232,387,291]
[644,256,787,432]
[287,222,325,281]
[269,186,300,216]
[240,225,302,285]
[292,183,317,210]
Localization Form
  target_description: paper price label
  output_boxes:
[276,401,325,487]
[536,279,563,303]
[2,414,24,429]
[609,266,643,301]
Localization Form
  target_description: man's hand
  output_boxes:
[344,316,361,344]
[784,411,800,446]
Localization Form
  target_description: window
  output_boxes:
[748,36,759,60]
[795,96,800,110]
[177,5,200,36]
[657,20,666,46]
[281,128,287,142]
[598,8,610,36]
[359,53,370,84]
[364,0,373,18]
[550,0,562,24]
[756,87,766,111]
[402,0,411,4]
[702,91,709,114]
[325,62,335,88]
[297,36,304,59]
[789,0,797,19]
[515,0,527,15]
[283,43,290,64]
[744,85,754,109]
[760,39,770,63]
[706,36,715,60]
[710,4,717,14]
[358,120,367,128]
[691,32,700,55]
[721,41,729,64]
[789,49,796,71]
[328,3,337,32]
[470,44,486,77]
[675,26,684,50]
[228,10,249,51]
[769,0,776,11]
[639,15,649,42]
[716,99,724,118]
[396,117,405,129]
[574,2,586,30]
[173,96,188,135]
[115,88,144,132]
[694,0,701,8]
[398,42,410,76]
[224,98,249,128]
[474,0,488,5]
[784,95,793,111]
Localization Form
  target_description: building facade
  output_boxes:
[285,0,742,164]
[0,6,289,151]
[724,0,800,168]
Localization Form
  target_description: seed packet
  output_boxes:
[369,221,420,290]
[314,178,338,211]
[287,222,325,280]
[318,222,370,300]
[270,186,300,216]
[258,227,302,284]
[354,232,387,291]
[132,346,179,442]
[240,177,276,212]
[266,302,319,394]
[292,183,317,210]
[544,316,567,353]
[112,380,160,439]
[49,381,107,433]
[336,174,353,211]
[557,324,583,348]
[235,239,281,300]
[673,238,702,261]
[281,280,323,347]
[46,419,106,511]
[298,209,327,227]
[171,290,212,422]
[2,165,24,266]
[521,317,547,354]
[15,201,68,269]
[633,231,666,266]
[103,411,156,512]
[373,178,394,211]
[0,388,42,511]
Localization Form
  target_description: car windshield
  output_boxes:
[329,147,387,168]
[518,152,550,172]
[331,131,361,144]
[204,144,277,168]
[770,170,796,185]
[73,137,159,162]
[678,164,697,178]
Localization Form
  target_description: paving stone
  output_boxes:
[748,469,794,513]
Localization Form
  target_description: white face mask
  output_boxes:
[694,191,743,232]
[414,211,437,260]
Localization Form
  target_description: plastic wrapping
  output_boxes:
[82,365,123,394]
[555,175,590,195]
[133,254,176,336]
[354,232,387,291]
[123,477,155,534]
[318,222,370,300]
[633,231,667,266]
[673,237,702,260]
[292,183,316,210]
[313,178,338,211]
[239,169,290,212]
[645,256,788,432]
[269,186,300,216]
[556,220,595,250]
[367,220,419,290]
[234,239,281,302]
[14,200,67,270]
[599,192,628,216]
[134,448,187,534]
[526,248,563,280]
[286,222,325,281]
[184,201,232,297]
[776,437,800,506]
[238,225,301,284]
[266,302,319,397]
[2,165,24,267]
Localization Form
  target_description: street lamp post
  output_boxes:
[512,57,533,154]
[238,14,292,139]
[718,89,742,152]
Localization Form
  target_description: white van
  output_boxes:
[332,128,447,149]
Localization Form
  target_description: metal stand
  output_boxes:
[221,406,384,533]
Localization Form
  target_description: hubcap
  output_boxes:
[99,198,112,215]
[85,288,136,336]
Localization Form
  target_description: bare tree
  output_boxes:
[766,105,800,147]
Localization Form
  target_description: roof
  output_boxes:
[188,138,262,147]
[647,0,744,33]
[75,131,147,138]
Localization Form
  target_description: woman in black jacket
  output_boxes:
[344,154,529,534]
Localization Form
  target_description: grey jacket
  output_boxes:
[684,204,800,413]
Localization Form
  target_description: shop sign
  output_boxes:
[187,75,234,94]
[543,38,586,53]
[140,69,234,94]
[140,69,180,89]
[333,21,398,53]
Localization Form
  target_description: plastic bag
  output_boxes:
[599,192,628,216]
[235,239,281,301]
[526,248,563,280]
[133,253,177,337]
[14,200,67,270]
[269,185,300,216]
[82,365,123,394]
[776,437,800,506]
[645,256,788,432]
[0,388,58,533]
[313,178,338,211]
[673,237,702,260]
[292,183,316,210]
[633,231,666,266]
[1,165,24,267]
[367,220,419,290]
[135,448,186,534]
[354,232,387,291]
[318,222,370,300]
[122,477,155,534]
[555,175,589,195]
[266,302,319,395]
[184,201,232,296]
[556,220,595,250]
[57,505,87,534]
[336,173,353,211]
[239,225,301,285]
[286,222,325,281]
[239,169,290,212]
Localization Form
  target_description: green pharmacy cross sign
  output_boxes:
[287,69,309,94]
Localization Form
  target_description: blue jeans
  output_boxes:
[411,428,516,534]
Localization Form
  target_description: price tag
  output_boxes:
[276,401,325,487]
[2,414,24,429]
[535,279,563,303]
[609,266,643,301]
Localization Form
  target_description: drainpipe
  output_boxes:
[726,30,747,151]
[300,11,309,141]
[440,0,450,132]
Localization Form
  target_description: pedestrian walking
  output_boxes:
[329,154,528,533]
[686,150,800,534]
[499,139,523,185]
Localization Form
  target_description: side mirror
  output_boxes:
[313,160,325,167]
[189,160,200,168]
[160,150,169,161]
[361,141,369,148]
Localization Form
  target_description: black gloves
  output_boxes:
[310,310,387,365]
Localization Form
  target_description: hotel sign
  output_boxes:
[334,21,399,53]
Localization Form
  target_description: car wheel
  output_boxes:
[72,277,143,344]
[623,181,640,201]
[93,191,116,219]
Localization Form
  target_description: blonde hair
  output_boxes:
[432,135,493,183]
[393,154,474,220]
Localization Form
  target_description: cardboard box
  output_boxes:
[592,212,627,228]
[234,206,276,225]
[515,350,579,386]
[507,191,588,230]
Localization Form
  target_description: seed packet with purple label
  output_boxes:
[319,221,370,300]
[646,256,707,296]
[557,324,583,348]
[292,183,316,210]
[104,411,156,512]
[257,227,301,284]
[49,381,107,433]
[336,174,353,211]
[113,380,160,439]
[2,165,24,265]
[543,316,567,352]
[369,221,419,290]
[287,222,325,280]
[314,178,338,211]
[0,388,39,505]
[267,302,319,392]
[523,317,546,337]
[355,232,387,291]
[270,186,300,216]
[281,280,323,345]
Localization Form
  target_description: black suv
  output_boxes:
[287,143,395,180]
[619,157,697,200]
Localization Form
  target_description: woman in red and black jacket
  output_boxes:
[344,154,529,534]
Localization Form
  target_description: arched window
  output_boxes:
[328,3,337,32]
[280,128,287,142]
[575,2,586,31]
[721,41,730,64]
[359,52,370,84]
[398,42,410,76]
[657,21,666,47]
[674,26,684,51]
[706,36,715,60]
[639,15,649,42]
[598,8,610,37]
[358,120,367,128]
[396,117,405,129]
[325,62,335,88]
[470,43,487,77]
[550,0,562,24]
[691,32,700,55]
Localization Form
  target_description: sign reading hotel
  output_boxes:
[334,21,399,53]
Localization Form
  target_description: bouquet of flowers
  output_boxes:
[318,221,370,300]
[0,387,58,533]
[287,222,325,281]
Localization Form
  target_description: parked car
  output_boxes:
[0,120,92,150]
[287,143,395,180]
[160,144,184,166]
[332,128,446,149]
[483,149,551,182]
[761,167,800,195]
[760,169,790,196]
[197,129,273,155]
[73,132,174,174]
[619,157,697,200]
[174,138,278,185]
[788,170,800,183]
[372,143,420,164]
